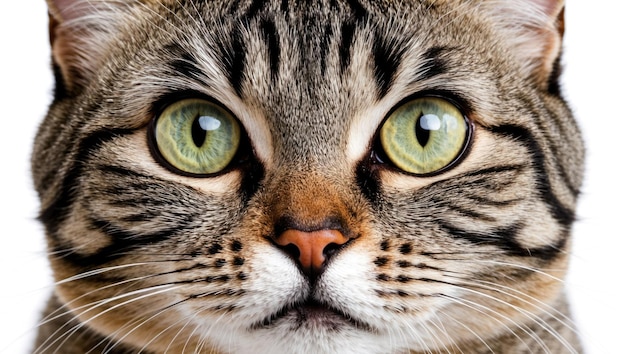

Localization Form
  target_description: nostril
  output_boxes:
[322,242,343,260]
[280,243,301,263]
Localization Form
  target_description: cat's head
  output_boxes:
[34,0,583,352]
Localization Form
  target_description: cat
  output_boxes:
[32,0,585,353]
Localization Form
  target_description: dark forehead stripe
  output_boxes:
[339,21,357,75]
[345,0,368,20]
[228,30,247,97]
[212,26,247,98]
[259,18,281,83]
[372,30,408,99]
[166,43,203,80]
[413,46,450,83]
[172,2,452,107]
[319,23,333,75]
[244,0,269,19]
[213,0,409,99]
[338,0,369,76]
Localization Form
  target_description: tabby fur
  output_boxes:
[32,0,584,353]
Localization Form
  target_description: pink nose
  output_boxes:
[275,229,349,275]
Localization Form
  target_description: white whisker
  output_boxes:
[55,262,150,285]
[436,310,496,354]
[442,280,579,354]
[33,284,180,354]
[107,297,190,354]
[439,293,540,353]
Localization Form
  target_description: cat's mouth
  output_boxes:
[251,298,376,332]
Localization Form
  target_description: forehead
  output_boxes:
[103,1,498,166]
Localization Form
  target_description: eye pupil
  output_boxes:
[416,113,432,147]
[191,115,207,148]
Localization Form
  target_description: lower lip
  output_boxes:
[252,301,374,332]
[291,303,352,329]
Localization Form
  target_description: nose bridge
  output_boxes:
[268,91,348,171]
[269,169,351,232]
[267,169,355,276]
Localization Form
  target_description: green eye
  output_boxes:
[379,97,470,175]
[153,98,241,175]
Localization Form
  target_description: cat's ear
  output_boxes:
[46,0,124,92]
[482,0,565,89]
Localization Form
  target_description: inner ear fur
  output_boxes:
[46,0,124,92]
[479,0,566,88]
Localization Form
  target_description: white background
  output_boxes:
[1,2,624,353]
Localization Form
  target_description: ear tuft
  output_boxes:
[47,0,94,23]
[479,0,566,88]
[46,0,128,92]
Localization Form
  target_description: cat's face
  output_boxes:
[34,0,583,353]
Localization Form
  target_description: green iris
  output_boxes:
[154,98,240,175]
[380,97,468,175]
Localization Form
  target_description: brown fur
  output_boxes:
[33,0,584,352]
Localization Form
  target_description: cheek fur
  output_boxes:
[33,0,584,353]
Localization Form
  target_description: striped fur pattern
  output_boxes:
[33,0,584,353]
